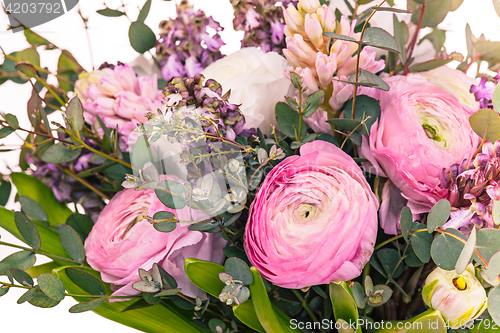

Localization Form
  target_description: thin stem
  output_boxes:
[56,165,111,200]
[78,5,95,70]
[0,240,84,265]
[292,289,326,333]
[404,1,426,75]
[374,234,404,251]
[351,0,386,119]
[297,89,303,142]
[248,158,270,187]
[463,53,482,74]
[61,126,134,170]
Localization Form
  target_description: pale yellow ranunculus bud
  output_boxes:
[423,264,487,329]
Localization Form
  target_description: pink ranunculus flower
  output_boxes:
[85,183,226,299]
[360,75,481,234]
[244,141,378,289]
[75,63,164,142]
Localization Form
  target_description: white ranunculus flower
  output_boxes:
[202,47,294,135]
[423,265,487,329]
[413,65,480,111]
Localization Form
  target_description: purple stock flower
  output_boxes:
[156,0,225,83]
[231,0,298,54]
[440,141,500,232]
[470,76,495,109]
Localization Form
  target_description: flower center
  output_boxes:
[121,212,146,240]
[419,112,449,149]
[295,203,318,223]
[453,277,468,291]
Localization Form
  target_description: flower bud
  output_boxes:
[284,5,305,37]
[298,0,321,14]
[423,265,487,329]
[305,14,324,50]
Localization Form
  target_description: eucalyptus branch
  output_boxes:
[0,240,85,265]
[77,5,95,71]
[351,0,386,119]
[60,124,135,170]
[56,165,111,200]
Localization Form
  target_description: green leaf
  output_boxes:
[65,213,93,242]
[400,207,413,242]
[155,181,188,209]
[19,196,48,221]
[329,281,362,333]
[0,127,15,139]
[323,32,359,43]
[137,0,152,22]
[59,224,85,262]
[362,27,400,53]
[233,300,266,333]
[11,173,72,226]
[0,251,36,275]
[249,267,299,333]
[493,83,500,113]
[57,50,84,92]
[65,267,106,295]
[14,212,41,251]
[450,0,464,11]
[431,228,466,270]
[289,72,303,89]
[28,286,61,308]
[455,226,476,274]
[38,273,66,301]
[476,228,500,263]
[8,268,34,287]
[326,118,363,132]
[41,143,81,164]
[343,95,381,134]
[370,6,412,13]
[420,29,446,56]
[408,310,446,333]
[129,21,156,54]
[377,248,403,279]
[408,56,458,72]
[185,258,225,297]
[54,267,202,333]
[275,102,307,140]
[0,207,70,263]
[96,8,125,17]
[154,288,182,297]
[70,296,108,313]
[411,0,451,28]
[427,199,451,233]
[25,261,60,278]
[224,257,253,285]
[0,179,12,206]
[17,287,37,304]
[154,222,177,232]
[303,90,325,118]
[410,223,432,263]
[393,14,408,64]
[24,29,51,45]
[15,63,38,78]
[488,286,500,327]
[5,114,19,130]
[66,96,84,132]
[350,69,390,91]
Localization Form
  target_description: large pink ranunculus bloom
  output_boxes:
[75,63,163,141]
[244,141,378,289]
[85,184,226,299]
[360,75,480,234]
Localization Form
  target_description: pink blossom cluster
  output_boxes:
[283,0,385,133]
[75,62,163,142]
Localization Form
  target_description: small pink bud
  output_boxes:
[305,14,324,50]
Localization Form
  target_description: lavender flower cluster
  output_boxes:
[231,0,298,53]
[156,0,225,83]
[470,72,500,109]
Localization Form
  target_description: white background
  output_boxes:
[0,0,499,332]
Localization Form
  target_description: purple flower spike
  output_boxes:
[156,0,225,83]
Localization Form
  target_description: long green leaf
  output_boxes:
[11,173,72,226]
[0,207,71,263]
[329,281,362,333]
[248,267,299,333]
[185,258,225,297]
[54,266,202,333]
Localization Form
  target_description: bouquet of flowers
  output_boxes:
[2,0,500,332]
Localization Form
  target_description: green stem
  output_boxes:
[0,241,84,265]
[297,89,303,142]
[292,289,326,333]
[56,165,111,200]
